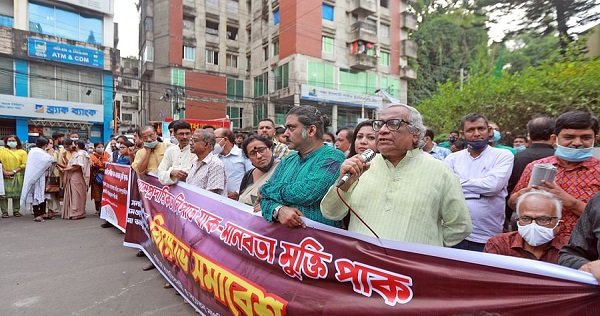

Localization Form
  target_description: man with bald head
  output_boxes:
[485,190,567,264]
[132,125,171,174]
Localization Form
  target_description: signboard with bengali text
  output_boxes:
[100,163,131,232]
[0,95,103,122]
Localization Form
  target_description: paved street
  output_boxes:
[0,199,196,316]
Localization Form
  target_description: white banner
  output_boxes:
[300,84,382,108]
[0,95,104,123]
[55,0,114,15]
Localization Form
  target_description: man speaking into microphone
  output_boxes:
[320,104,472,247]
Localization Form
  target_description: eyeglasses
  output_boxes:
[190,138,202,144]
[372,119,410,131]
[517,216,559,227]
[248,146,269,157]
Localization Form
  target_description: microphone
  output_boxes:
[336,149,376,188]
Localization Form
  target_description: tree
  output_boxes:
[475,0,600,52]
[503,33,560,73]
[417,59,600,138]
[408,10,490,105]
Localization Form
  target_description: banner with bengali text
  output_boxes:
[124,173,600,315]
[100,163,131,232]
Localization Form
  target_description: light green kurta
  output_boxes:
[320,149,472,247]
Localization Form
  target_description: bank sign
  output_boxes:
[28,38,104,69]
[0,95,103,122]
[300,84,382,108]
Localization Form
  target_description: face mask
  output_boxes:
[514,145,526,153]
[95,148,104,154]
[448,136,457,143]
[555,144,593,162]
[517,222,556,247]
[6,141,17,148]
[492,130,501,143]
[144,140,159,149]
[324,142,334,147]
[466,139,488,151]
[71,137,79,141]
[213,143,223,155]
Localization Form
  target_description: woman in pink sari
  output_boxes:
[59,140,90,220]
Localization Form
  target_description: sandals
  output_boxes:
[13,212,22,217]
[1,214,8,218]
[33,217,45,222]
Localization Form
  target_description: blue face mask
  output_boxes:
[492,130,501,143]
[514,145,526,153]
[555,144,593,162]
[466,139,488,151]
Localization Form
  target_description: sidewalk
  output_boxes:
[0,198,195,315]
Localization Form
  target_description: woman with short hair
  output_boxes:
[238,135,279,206]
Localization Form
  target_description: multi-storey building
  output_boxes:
[114,56,141,133]
[139,0,416,131]
[0,0,117,143]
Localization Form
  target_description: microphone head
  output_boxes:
[360,149,376,163]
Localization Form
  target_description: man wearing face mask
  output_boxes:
[132,126,170,174]
[509,111,600,238]
[489,122,516,155]
[445,113,514,252]
[485,190,567,264]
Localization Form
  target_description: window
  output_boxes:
[263,45,269,61]
[227,78,244,100]
[227,106,242,128]
[28,3,103,44]
[183,46,196,61]
[272,39,279,56]
[273,8,279,25]
[183,18,195,32]
[227,0,239,13]
[274,63,289,90]
[322,36,334,54]
[253,103,267,126]
[206,20,219,36]
[30,62,103,104]
[246,54,251,71]
[226,53,238,68]
[121,113,133,121]
[0,15,14,27]
[380,75,400,98]
[144,17,153,32]
[206,0,219,7]
[339,68,377,94]
[379,51,390,66]
[380,0,389,8]
[227,25,238,40]
[123,79,132,87]
[322,4,334,21]
[143,44,154,62]
[380,23,390,38]
[206,49,219,65]
[253,72,268,97]
[0,57,13,95]
[307,61,334,89]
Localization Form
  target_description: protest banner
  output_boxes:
[100,163,131,232]
[124,173,600,315]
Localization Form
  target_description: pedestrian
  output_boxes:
[90,142,111,215]
[239,135,279,206]
[20,137,55,222]
[0,135,27,218]
[115,140,134,165]
[59,140,90,220]
[44,137,61,218]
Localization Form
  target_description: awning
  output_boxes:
[28,119,94,129]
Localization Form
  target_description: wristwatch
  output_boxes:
[273,205,283,222]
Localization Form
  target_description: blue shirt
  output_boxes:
[219,145,253,193]
[426,143,451,161]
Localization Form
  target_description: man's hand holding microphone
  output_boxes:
[336,149,376,192]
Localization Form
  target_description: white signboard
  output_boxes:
[300,84,382,108]
[55,0,114,15]
[0,95,104,123]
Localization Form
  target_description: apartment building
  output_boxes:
[114,56,141,133]
[0,0,117,143]
[139,0,417,130]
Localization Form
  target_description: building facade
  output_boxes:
[114,56,141,133]
[139,0,416,131]
[0,0,116,143]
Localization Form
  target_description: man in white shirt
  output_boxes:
[157,120,195,185]
[445,113,514,251]
[214,127,253,200]
[186,129,226,195]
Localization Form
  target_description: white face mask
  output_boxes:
[213,143,223,155]
[517,222,556,246]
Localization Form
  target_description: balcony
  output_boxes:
[401,12,418,31]
[400,66,417,80]
[402,39,417,58]
[349,53,377,70]
[347,0,376,16]
[348,21,378,43]
[183,0,196,16]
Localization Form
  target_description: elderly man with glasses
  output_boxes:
[321,104,471,247]
[484,190,567,264]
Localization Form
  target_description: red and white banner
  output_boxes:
[100,163,131,232]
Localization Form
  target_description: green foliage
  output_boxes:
[408,10,489,105]
[504,34,561,73]
[417,59,600,137]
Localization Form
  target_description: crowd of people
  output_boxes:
[1,103,599,287]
